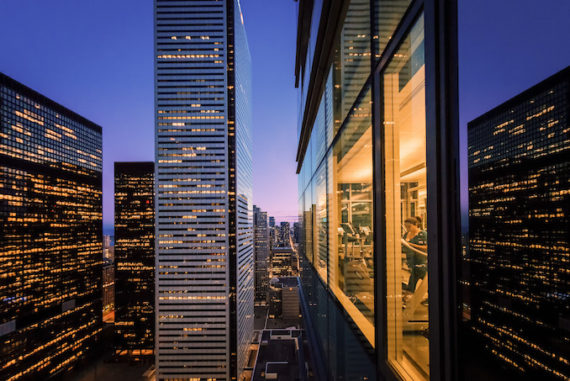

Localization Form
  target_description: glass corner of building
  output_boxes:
[297,0,459,380]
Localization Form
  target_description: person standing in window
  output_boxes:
[402,217,428,292]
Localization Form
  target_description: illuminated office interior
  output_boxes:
[295,0,459,380]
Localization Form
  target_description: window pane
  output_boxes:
[314,161,328,282]
[303,188,314,264]
[333,0,371,132]
[329,86,374,346]
[373,0,411,60]
[383,14,429,380]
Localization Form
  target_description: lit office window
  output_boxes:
[383,15,429,380]
[329,87,374,346]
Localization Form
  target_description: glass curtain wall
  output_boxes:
[298,0,433,379]
[383,15,429,380]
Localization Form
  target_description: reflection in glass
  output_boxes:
[333,0,371,130]
[373,0,412,59]
[383,15,429,380]
[329,87,375,346]
[315,162,328,282]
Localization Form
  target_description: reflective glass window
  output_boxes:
[383,14,429,380]
[314,161,328,282]
[329,87,374,346]
[373,0,411,59]
[333,0,371,130]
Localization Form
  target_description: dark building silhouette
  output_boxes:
[114,162,155,360]
[464,67,570,380]
[0,73,103,380]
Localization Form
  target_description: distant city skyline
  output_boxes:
[1,0,569,230]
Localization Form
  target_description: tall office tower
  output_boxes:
[102,262,115,323]
[268,216,275,228]
[465,67,570,380]
[294,0,459,380]
[279,222,291,246]
[114,162,155,360]
[253,205,270,303]
[0,73,103,380]
[154,1,253,379]
[269,225,277,250]
[293,222,301,244]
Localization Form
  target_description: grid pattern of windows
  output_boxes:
[114,162,155,360]
[253,206,270,302]
[154,1,252,379]
[466,67,570,380]
[0,73,103,381]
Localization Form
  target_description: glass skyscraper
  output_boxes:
[0,73,103,380]
[154,0,253,379]
[295,0,460,380]
[463,67,570,380]
[253,205,270,303]
[114,161,155,361]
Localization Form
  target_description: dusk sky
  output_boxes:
[1,0,569,233]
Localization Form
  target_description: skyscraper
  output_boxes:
[114,162,155,360]
[253,205,270,303]
[279,222,291,247]
[154,1,253,379]
[0,73,103,380]
[464,67,570,380]
[268,216,275,228]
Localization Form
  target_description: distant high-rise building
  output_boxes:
[464,67,570,379]
[114,162,155,360]
[293,222,301,244]
[154,0,253,379]
[279,222,291,246]
[103,234,114,261]
[269,216,276,228]
[102,262,115,323]
[253,205,270,303]
[0,73,103,380]
[271,247,298,278]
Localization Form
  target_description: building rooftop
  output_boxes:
[0,72,102,133]
[252,330,306,381]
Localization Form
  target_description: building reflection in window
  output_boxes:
[329,88,375,346]
[383,15,429,380]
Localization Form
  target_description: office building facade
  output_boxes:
[253,205,270,303]
[295,0,459,380]
[279,222,291,247]
[464,67,570,380]
[154,0,253,379]
[0,73,103,380]
[114,162,155,360]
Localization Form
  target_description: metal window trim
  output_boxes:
[371,0,460,380]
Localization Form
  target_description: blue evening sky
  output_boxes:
[0,0,569,234]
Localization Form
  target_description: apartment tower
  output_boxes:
[154,1,253,380]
